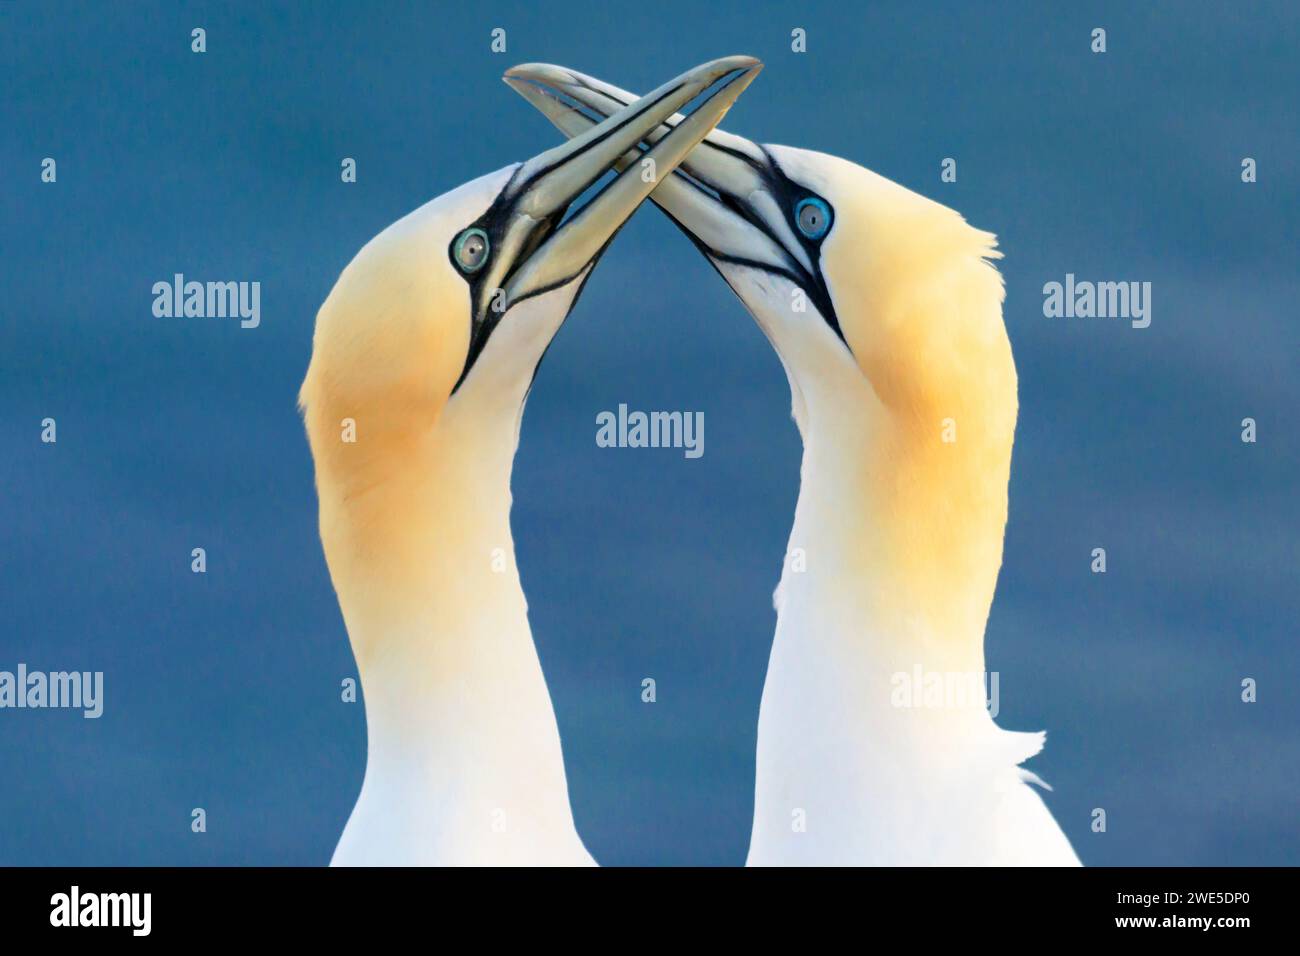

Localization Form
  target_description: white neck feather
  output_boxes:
[747,369,1073,865]
[325,407,592,865]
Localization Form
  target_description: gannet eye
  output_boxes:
[453,228,490,273]
[794,197,832,240]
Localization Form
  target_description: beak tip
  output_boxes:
[716,54,763,76]
[504,62,577,85]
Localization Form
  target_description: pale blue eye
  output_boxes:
[453,228,490,273]
[795,197,832,240]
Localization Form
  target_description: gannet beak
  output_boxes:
[453,56,761,387]
[503,63,816,288]
[502,56,762,296]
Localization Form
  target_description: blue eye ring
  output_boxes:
[794,197,832,240]
[453,227,490,273]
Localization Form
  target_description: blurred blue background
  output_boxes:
[2,1,1296,865]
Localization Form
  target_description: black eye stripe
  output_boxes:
[756,148,843,343]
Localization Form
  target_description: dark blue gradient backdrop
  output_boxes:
[2,2,1296,865]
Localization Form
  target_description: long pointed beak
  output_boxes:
[502,63,813,282]
[486,56,762,309]
[452,57,762,389]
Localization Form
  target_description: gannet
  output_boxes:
[299,56,762,866]
[506,66,1081,866]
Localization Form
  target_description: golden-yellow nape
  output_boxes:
[773,146,1016,646]
[298,179,483,491]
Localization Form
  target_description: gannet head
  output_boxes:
[507,68,1016,647]
[299,57,762,500]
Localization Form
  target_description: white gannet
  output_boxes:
[299,57,762,866]
[506,66,1081,866]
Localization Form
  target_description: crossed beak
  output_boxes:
[454,56,762,387]
[502,62,823,297]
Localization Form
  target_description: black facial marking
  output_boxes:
[448,80,692,394]
[660,148,843,343]
[447,169,538,395]
[566,80,845,344]
[757,147,842,341]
